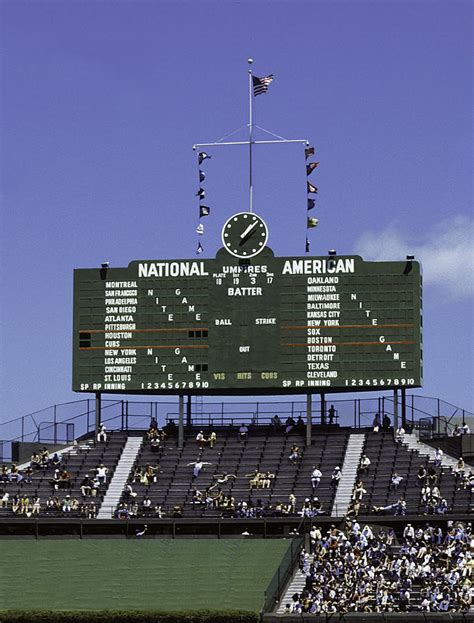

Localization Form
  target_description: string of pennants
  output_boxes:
[195,145,319,255]
[195,151,211,254]
[305,145,319,254]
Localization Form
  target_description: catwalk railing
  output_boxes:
[1,394,472,462]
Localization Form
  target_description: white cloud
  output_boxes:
[354,215,474,300]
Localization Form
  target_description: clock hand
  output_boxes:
[240,220,258,240]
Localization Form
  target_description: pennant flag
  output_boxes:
[306,162,319,175]
[196,223,204,235]
[196,188,205,199]
[199,205,210,218]
[307,181,318,194]
[199,170,206,183]
[305,146,315,159]
[252,74,274,96]
[198,152,211,165]
[196,242,203,254]
[305,238,310,253]
[307,198,316,210]
[307,217,319,228]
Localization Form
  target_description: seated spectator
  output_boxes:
[270,414,283,433]
[331,466,341,488]
[195,430,206,448]
[461,422,471,434]
[359,454,371,475]
[1,491,9,508]
[96,463,108,484]
[51,453,61,468]
[417,464,427,485]
[97,423,107,443]
[163,419,177,436]
[395,426,405,444]
[80,475,93,497]
[352,479,366,502]
[382,413,391,430]
[208,431,217,448]
[296,416,305,432]
[452,423,462,437]
[284,416,296,434]
[311,465,322,490]
[390,472,404,490]
[289,444,301,464]
[453,457,465,479]
[238,423,249,440]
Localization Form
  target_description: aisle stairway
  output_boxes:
[331,433,365,516]
[97,436,143,519]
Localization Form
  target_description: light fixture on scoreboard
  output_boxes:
[328,250,337,256]
[221,211,269,259]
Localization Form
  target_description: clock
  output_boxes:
[221,212,268,259]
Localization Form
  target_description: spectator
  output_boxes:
[331,466,341,488]
[452,424,462,437]
[285,416,296,434]
[187,459,212,479]
[238,423,249,440]
[296,416,305,432]
[372,413,381,433]
[359,455,371,475]
[461,422,471,434]
[96,463,108,485]
[208,431,217,448]
[382,413,391,431]
[395,426,405,444]
[271,414,283,433]
[327,404,336,425]
[311,465,322,490]
[390,472,404,491]
[453,457,465,480]
[417,464,427,486]
[289,444,301,464]
[434,448,443,467]
[97,423,107,443]
[195,430,206,448]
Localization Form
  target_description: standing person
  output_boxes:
[195,430,206,449]
[328,405,336,425]
[434,448,443,467]
[208,431,217,448]
[372,413,381,433]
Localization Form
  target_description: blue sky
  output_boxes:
[1,0,473,424]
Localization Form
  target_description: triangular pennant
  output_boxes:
[199,170,206,183]
[196,223,204,235]
[198,152,211,165]
[306,162,319,176]
[307,217,319,228]
[307,198,316,210]
[199,205,210,218]
[305,146,315,159]
[196,242,203,254]
[305,238,310,253]
[196,188,205,199]
[307,181,318,194]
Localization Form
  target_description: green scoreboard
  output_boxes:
[73,248,422,395]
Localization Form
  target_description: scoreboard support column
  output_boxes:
[320,393,326,426]
[306,394,312,446]
[95,392,101,437]
[393,390,399,432]
[401,388,407,429]
[186,395,192,428]
[178,395,184,449]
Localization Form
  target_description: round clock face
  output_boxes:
[221,212,268,259]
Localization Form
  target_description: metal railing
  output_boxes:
[261,535,304,613]
[1,394,472,462]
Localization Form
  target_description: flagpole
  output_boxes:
[248,58,254,213]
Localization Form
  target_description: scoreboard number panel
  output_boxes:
[73,250,422,395]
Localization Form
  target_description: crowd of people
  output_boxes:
[285,522,472,614]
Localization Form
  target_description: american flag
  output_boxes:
[252,74,274,96]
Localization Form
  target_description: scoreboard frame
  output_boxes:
[73,249,422,396]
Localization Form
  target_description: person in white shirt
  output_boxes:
[311,465,322,490]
